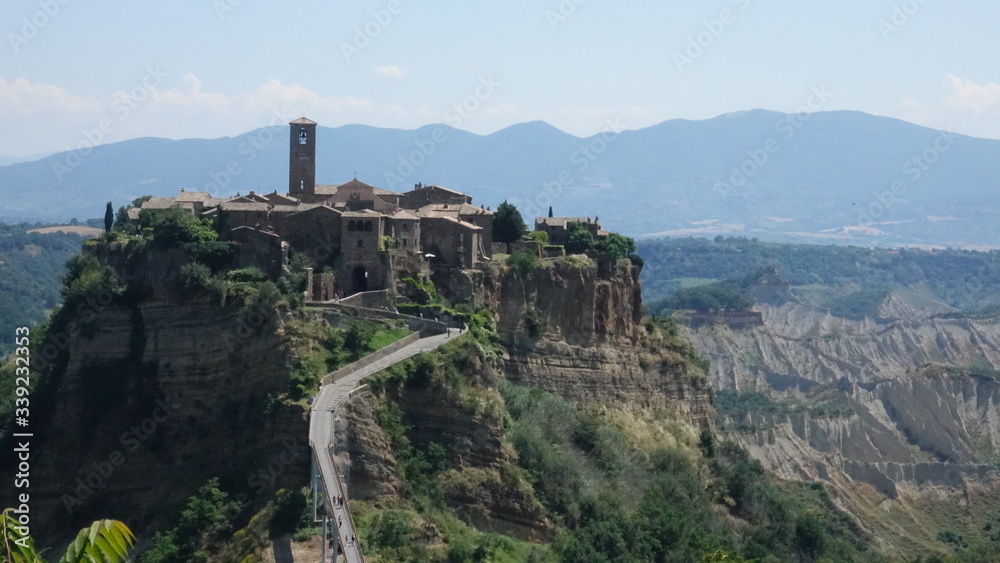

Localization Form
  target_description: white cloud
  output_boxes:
[372,64,408,80]
[0,75,385,156]
[0,76,101,119]
[942,73,1000,114]
[891,75,1000,141]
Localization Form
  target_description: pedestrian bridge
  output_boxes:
[308,327,460,562]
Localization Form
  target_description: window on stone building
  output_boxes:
[357,239,363,248]
[365,221,373,232]
[403,239,408,247]
[348,220,356,231]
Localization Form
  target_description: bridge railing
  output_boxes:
[319,332,420,387]
[329,384,370,560]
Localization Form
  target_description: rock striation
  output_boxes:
[4,291,308,543]
[474,257,712,424]
[684,291,1000,551]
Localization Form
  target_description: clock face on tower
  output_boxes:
[299,129,308,145]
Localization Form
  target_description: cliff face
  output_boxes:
[684,297,1000,553]
[11,291,308,541]
[338,387,551,540]
[471,258,711,423]
[336,257,707,541]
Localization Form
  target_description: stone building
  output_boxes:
[136,117,494,296]
[534,216,608,246]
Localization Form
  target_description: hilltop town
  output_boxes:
[127,117,609,300]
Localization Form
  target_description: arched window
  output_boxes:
[365,221,373,232]
[348,220,356,231]
[357,239,363,248]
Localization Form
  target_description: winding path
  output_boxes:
[308,329,461,562]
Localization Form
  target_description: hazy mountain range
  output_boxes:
[2,109,999,249]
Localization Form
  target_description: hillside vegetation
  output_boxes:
[0,222,94,355]
[639,236,1000,313]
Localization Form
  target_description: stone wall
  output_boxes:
[420,217,480,268]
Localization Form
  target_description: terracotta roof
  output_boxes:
[315,178,400,197]
[142,197,190,209]
[341,209,383,219]
[219,201,313,213]
[174,190,213,202]
[218,202,270,212]
[407,184,469,196]
[290,117,317,125]
[228,194,270,204]
[388,209,420,220]
[265,192,299,204]
[231,226,281,239]
[126,207,141,220]
[421,214,482,231]
[536,217,590,228]
[287,205,342,219]
[314,184,339,195]
[417,203,492,218]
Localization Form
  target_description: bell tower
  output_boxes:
[289,117,317,200]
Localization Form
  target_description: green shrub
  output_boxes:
[183,241,234,272]
[140,478,242,563]
[345,320,377,358]
[139,207,218,249]
[565,222,596,254]
[529,230,549,244]
[180,262,212,290]
[555,254,594,269]
[226,267,267,283]
[493,200,527,244]
[594,232,636,261]
[524,307,546,338]
[506,250,539,275]
[61,252,124,304]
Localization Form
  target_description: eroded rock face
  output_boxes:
[338,385,551,539]
[684,299,1000,517]
[5,292,308,543]
[475,259,712,424]
[337,393,400,499]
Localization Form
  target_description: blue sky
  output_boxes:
[1,0,998,157]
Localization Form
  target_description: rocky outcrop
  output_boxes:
[337,392,401,499]
[5,290,308,543]
[472,258,711,424]
[684,295,1000,540]
[337,381,551,539]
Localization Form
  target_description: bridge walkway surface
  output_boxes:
[308,328,462,562]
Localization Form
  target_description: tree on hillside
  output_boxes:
[493,200,527,244]
[595,232,636,260]
[565,222,596,254]
[138,207,218,248]
[104,201,114,234]
[548,206,553,218]
[114,196,152,233]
